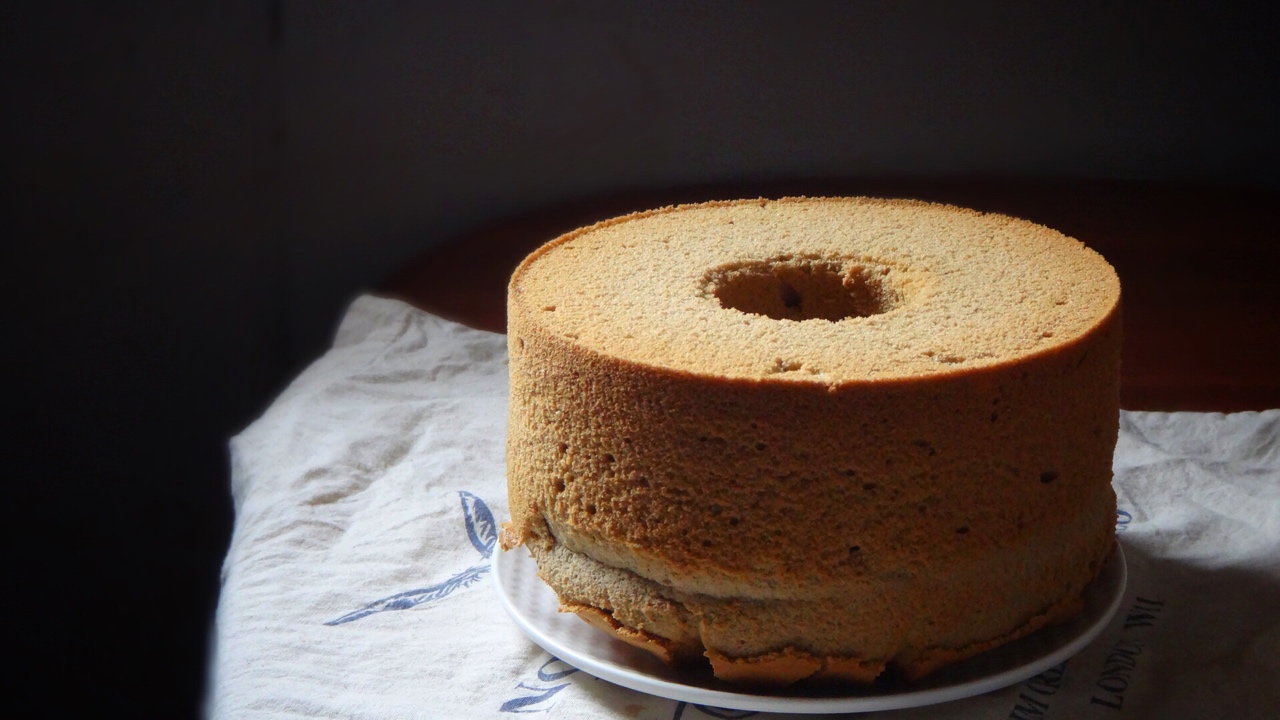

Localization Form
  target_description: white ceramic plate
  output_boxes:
[493,542,1126,714]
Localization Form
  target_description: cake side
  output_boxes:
[506,306,1120,599]
[504,301,1120,682]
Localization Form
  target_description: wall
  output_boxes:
[281,1,1277,352]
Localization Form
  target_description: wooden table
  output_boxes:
[383,178,1279,412]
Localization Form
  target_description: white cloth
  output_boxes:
[209,296,1280,719]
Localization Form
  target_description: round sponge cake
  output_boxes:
[501,197,1120,684]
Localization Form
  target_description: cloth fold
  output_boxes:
[209,296,1279,719]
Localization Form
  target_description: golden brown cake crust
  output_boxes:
[502,197,1121,684]
[562,602,694,666]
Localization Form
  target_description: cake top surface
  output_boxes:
[508,197,1120,385]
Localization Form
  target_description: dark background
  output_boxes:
[4,1,1277,716]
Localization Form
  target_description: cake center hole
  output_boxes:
[709,257,900,322]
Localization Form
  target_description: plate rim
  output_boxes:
[492,541,1127,714]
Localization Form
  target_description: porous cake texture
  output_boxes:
[501,197,1121,684]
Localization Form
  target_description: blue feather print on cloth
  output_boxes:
[460,490,498,558]
[325,491,496,625]
[500,656,580,714]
